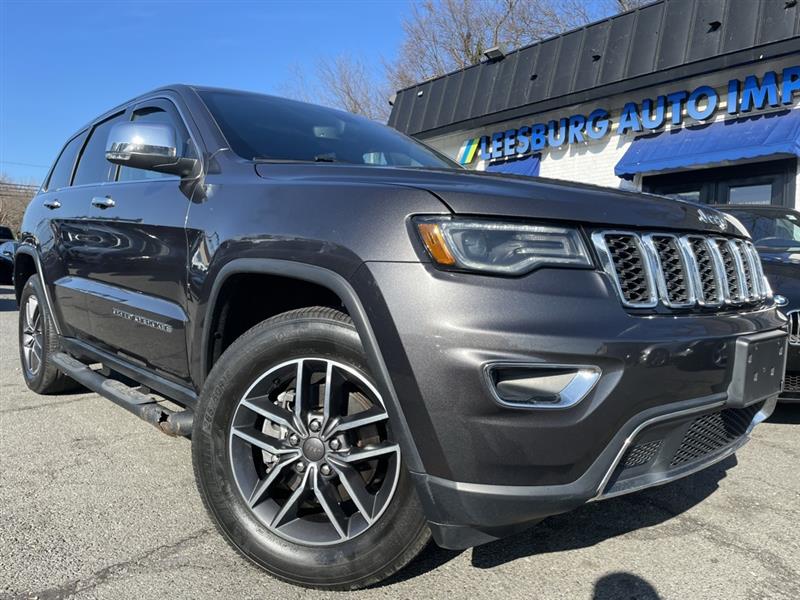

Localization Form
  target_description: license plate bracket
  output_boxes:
[727,329,787,408]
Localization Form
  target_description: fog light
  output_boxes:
[484,363,600,409]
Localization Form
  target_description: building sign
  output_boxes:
[457,66,800,165]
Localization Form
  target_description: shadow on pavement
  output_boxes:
[381,455,735,586]
[593,572,662,599]
[766,402,800,424]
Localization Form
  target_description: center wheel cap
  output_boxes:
[302,437,326,462]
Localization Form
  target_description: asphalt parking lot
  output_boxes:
[0,284,799,599]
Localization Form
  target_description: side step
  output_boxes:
[51,352,194,437]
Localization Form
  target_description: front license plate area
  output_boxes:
[727,330,788,408]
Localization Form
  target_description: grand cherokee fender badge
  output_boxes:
[697,209,728,231]
[112,308,173,333]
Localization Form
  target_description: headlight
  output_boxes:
[414,217,593,275]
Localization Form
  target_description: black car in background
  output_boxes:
[0,238,17,285]
[715,205,800,402]
[0,225,14,241]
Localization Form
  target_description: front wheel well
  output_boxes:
[206,273,348,373]
[13,252,37,304]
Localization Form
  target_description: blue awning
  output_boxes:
[485,154,540,177]
[615,109,800,180]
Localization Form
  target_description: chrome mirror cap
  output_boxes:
[106,122,177,163]
[105,121,199,178]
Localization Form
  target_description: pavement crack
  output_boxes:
[20,528,214,599]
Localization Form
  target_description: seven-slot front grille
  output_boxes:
[592,231,770,310]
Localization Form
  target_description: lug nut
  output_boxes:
[329,438,341,451]
[320,464,332,476]
[296,462,306,473]
[288,434,300,446]
[309,419,322,432]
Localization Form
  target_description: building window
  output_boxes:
[643,159,796,207]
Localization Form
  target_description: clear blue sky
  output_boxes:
[0,0,408,184]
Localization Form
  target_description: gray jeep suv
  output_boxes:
[15,85,787,589]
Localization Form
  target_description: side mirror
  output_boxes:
[105,122,197,177]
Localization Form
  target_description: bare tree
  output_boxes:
[387,0,599,91]
[282,56,391,121]
[317,56,391,121]
[284,0,647,120]
[0,174,36,236]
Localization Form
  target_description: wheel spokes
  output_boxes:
[313,470,348,539]
[334,442,400,464]
[270,468,311,529]
[232,426,298,456]
[327,404,388,436]
[329,460,377,523]
[229,357,401,545]
[248,454,300,507]
[241,394,304,435]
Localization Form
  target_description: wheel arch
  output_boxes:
[13,244,61,335]
[200,258,424,472]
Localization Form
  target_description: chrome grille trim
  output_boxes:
[591,231,658,308]
[641,234,696,308]
[593,230,770,310]
[787,310,800,346]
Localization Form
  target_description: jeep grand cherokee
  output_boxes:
[15,85,787,589]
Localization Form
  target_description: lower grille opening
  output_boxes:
[670,404,761,467]
[603,402,763,497]
[784,372,800,393]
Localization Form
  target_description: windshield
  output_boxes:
[198,90,458,169]
[723,209,800,250]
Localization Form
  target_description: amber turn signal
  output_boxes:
[417,222,456,265]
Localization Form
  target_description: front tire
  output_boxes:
[18,276,79,395]
[192,307,430,590]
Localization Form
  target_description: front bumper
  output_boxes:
[351,262,785,548]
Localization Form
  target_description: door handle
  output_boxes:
[43,199,61,210]
[91,196,115,209]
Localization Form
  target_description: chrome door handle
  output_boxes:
[43,199,61,210]
[91,196,115,209]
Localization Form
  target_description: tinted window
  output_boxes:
[119,106,193,181]
[724,209,800,250]
[45,132,87,191]
[72,113,126,187]
[199,90,457,169]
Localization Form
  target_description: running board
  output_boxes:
[51,352,194,437]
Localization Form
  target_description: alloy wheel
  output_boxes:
[21,294,43,376]
[228,358,401,545]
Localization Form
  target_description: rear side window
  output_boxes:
[72,113,126,187]
[45,132,87,191]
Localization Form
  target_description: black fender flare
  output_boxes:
[200,258,424,473]
[14,243,63,335]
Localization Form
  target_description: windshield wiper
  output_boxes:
[313,153,338,163]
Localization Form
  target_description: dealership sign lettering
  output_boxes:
[457,66,800,165]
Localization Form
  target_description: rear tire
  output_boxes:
[192,307,430,590]
[18,276,81,395]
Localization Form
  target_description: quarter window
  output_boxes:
[72,113,127,187]
[45,131,87,191]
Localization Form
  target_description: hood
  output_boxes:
[255,163,746,235]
